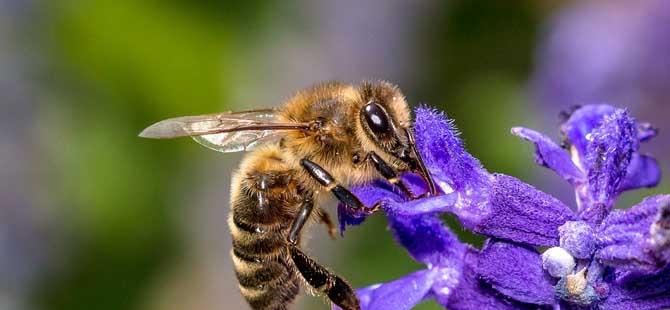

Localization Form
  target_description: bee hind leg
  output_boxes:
[287,198,360,310]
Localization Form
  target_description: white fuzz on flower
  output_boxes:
[542,247,575,278]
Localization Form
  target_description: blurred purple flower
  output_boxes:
[335,106,669,309]
[531,0,670,193]
[534,0,670,109]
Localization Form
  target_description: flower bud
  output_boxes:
[559,221,596,259]
[542,247,575,278]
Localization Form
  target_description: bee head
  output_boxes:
[357,81,418,165]
[357,81,437,194]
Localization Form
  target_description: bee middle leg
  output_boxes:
[287,198,360,310]
[300,158,380,214]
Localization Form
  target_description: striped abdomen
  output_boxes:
[229,213,300,310]
[229,148,304,310]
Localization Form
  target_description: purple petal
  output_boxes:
[388,213,466,267]
[337,180,403,233]
[637,122,658,142]
[474,174,576,246]
[583,109,638,191]
[618,154,661,192]
[599,266,670,310]
[560,104,617,159]
[511,127,584,184]
[383,193,458,217]
[596,195,670,274]
[414,106,491,195]
[333,269,437,310]
[430,265,464,303]
[337,203,368,232]
[476,240,556,305]
[338,176,459,232]
[439,249,537,310]
[353,180,405,207]
[398,172,433,197]
[580,109,637,224]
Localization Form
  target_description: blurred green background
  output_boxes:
[1,1,668,310]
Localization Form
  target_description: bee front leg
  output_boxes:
[367,151,422,199]
[287,198,360,310]
[300,158,380,214]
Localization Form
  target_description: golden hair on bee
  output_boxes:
[139,80,437,310]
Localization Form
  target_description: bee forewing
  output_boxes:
[139,110,280,139]
[139,109,310,153]
[138,117,205,138]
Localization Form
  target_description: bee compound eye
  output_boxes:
[363,102,392,136]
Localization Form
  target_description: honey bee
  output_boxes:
[139,81,437,310]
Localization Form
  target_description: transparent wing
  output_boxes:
[192,130,281,153]
[139,109,309,153]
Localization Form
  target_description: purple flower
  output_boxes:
[336,178,541,310]
[514,104,660,224]
[335,105,670,309]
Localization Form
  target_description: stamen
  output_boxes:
[570,145,584,171]
[556,267,599,306]
[565,268,588,296]
[650,203,670,253]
